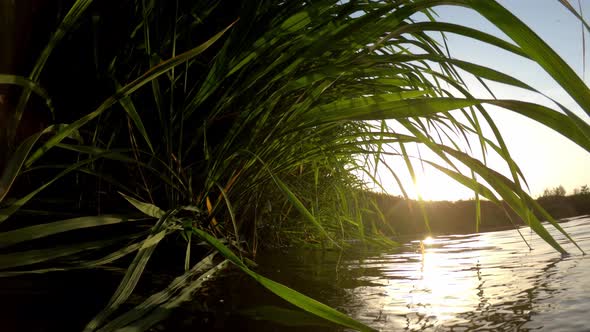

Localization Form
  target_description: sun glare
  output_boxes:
[409,169,474,201]
[380,236,487,329]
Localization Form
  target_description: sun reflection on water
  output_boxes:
[422,236,434,245]
[383,234,487,330]
[415,244,480,324]
[342,224,582,331]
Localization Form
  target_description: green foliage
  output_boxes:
[0,0,589,330]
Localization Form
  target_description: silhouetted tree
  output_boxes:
[542,185,566,197]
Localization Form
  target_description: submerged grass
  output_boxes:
[0,0,589,330]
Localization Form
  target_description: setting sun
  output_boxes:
[408,169,475,201]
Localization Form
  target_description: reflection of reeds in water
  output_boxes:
[0,1,589,331]
[420,240,426,256]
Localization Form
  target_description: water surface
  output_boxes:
[3,216,588,331]
[160,215,590,331]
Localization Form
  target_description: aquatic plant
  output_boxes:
[0,0,589,330]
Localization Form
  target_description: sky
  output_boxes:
[376,0,590,201]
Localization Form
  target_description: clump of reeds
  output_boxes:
[0,1,588,330]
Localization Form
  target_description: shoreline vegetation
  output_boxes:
[1,1,590,331]
[367,190,590,236]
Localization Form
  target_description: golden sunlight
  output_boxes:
[406,237,484,327]
[411,248,480,323]
[408,169,474,201]
[422,236,434,245]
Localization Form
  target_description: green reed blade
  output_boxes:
[192,227,377,332]
[0,215,138,249]
[0,74,54,115]
[83,229,168,331]
[119,192,165,218]
[24,21,236,169]
[458,0,590,115]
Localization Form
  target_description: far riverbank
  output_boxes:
[367,192,590,235]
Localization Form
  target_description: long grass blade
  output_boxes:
[1,153,108,223]
[24,21,236,168]
[0,215,138,249]
[0,127,51,203]
[95,253,226,332]
[191,227,377,332]
[0,74,54,114]
[119,192,165,218]
[0,236,127,270]
[457,0,590,115]
[83,229,168,331]
[246,151,340,248]
[12,0,94,139]
[301,97,479,125]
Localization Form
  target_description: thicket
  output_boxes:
[1,1,589,331]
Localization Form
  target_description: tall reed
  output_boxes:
[0,1,588,330]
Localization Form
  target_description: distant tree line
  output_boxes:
[542,184,589,197]
[572,185,590,196]
[367,185,590,236]
[542,185,567,197]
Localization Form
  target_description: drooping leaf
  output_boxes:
[191,227,377,332]
[119,192,165,218]
[24,21,237,168]
[95,254,228,332]
[0,74,54,114]
[456,0,590,115]
[0,215,139,249]
[83,229,169,331]
[240,305,340,328]
[0,236,130,270]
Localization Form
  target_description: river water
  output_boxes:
[2,216,588,331]
[158,215,590,331]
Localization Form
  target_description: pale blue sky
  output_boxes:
[377,1,590,200]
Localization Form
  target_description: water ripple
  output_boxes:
[334,217,590,331]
